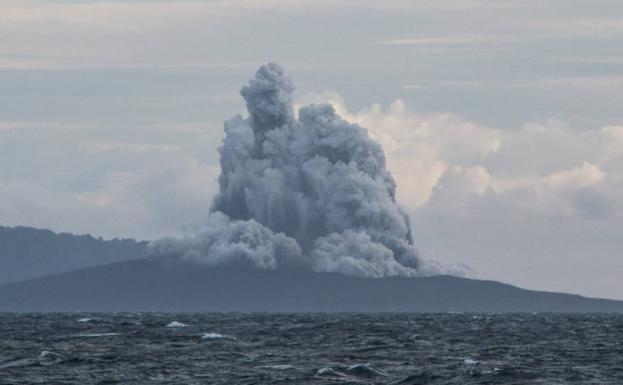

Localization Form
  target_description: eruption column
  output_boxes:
[150,63,421,277]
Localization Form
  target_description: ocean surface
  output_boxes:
[0,313,621,384]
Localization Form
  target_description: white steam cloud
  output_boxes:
[149,63,424,277]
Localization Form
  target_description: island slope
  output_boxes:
[0,259,622,312]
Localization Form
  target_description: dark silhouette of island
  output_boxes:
[1,258,622,313]
[0,226,148,285]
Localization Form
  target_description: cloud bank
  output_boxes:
[149,63,426,277]
[298,92,623,297]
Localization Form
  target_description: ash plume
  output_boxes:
[149,63,423,277]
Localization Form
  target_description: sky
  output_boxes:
[1,0,622,299]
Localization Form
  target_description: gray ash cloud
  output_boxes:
[149,63,424,277]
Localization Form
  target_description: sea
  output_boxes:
[0,313,621,384]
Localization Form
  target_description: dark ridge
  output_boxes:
[0,225,148,285]
[0,259,621,313]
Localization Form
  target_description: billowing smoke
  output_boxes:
[149,63,424,277]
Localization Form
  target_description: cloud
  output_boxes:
[4,0,620,71]
[0,117,220,239]
[298,92,501,206]
[0,1,261,70]
[298,92,623,298]
[0,157,219,240]
[303,94,622,212]
[7,1,506,70]
[539,162,605,192]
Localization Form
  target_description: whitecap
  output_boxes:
[316,367,344,377]
[464,358,479,365]
[166,321,188,328]
[200,332,235,341]
[260,364,294,370]
[38,351,62,366]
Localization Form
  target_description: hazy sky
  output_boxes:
[1,0,623,299]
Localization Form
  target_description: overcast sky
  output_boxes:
[2,0,623,299]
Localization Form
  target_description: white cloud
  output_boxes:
[304,93,621,211]
[296,91,623,298]
[298,92,502,206]
[602,125,623,139]
[539,162,605,192]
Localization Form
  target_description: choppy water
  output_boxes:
[0,313,622,384]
